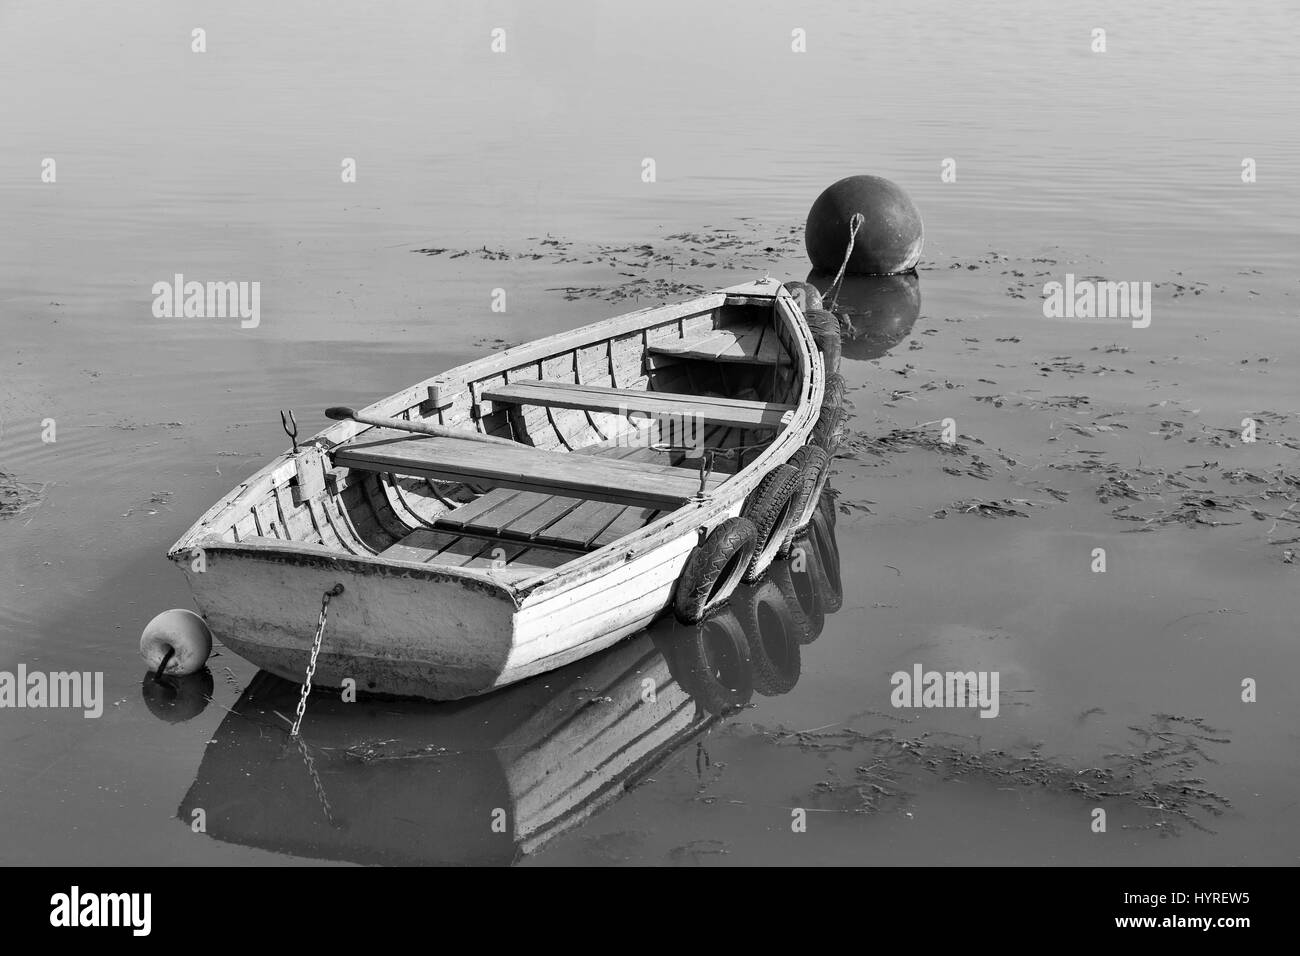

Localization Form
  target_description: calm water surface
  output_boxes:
[2,0,1298,864]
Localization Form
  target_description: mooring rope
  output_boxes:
[290,583,344,738]
[152,646,175,683]
[823,212,865,312]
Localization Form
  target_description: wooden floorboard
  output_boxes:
[379,528,460,563]
[500,494,585,538]
[457,540,530,569]
[435,487,530,532]
[385,533,580,573]
[589,505,659,548]
[428,443,681,549]
[533,500,627,548]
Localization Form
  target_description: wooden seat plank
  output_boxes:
[438,459,633,546]
[647,325,785,365]
[428,443,680,549]
[333,431,723,508]
[481,380,793,430]
[367,430,725,552]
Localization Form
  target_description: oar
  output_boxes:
[325,406,519,447]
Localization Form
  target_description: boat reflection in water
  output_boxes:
[174,493,842,865]
[806,270,920,361]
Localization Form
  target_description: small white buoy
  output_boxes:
[140,609,213,676]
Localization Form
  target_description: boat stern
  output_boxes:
[172,539,521,699]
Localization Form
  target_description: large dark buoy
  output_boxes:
[808,270,920,361]
[805,175,923,276]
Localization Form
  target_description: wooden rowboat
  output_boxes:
[168,278,829,699]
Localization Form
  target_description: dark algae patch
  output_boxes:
[414,222,805,301]
[760,713,1231,836]
[0,471,45,520]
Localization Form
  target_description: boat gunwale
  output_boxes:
[175,536,525,607]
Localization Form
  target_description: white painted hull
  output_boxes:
[185,501,743,699]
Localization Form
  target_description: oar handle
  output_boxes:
[325,406,518,447]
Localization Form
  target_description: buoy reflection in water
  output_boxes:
[807,270,921,361]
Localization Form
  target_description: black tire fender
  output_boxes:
[741,464,802,583]
[804,307,840,339]
[822,371,847,412]
[811,404,847,454]
[673,516,757,624]
[778,445,832,557]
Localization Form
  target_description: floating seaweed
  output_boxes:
[413,223,804,302]
[760,712,1232,835]
[0,471,45,520]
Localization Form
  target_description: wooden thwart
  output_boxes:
[647,324,785,365]
[480,380,794,429]
[332,429,722,509]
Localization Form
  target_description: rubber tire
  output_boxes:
[673,517,758,624]
[806,309,842,376]
[823,371,847,412]
[741,464,802,583]
[734,580,802,696]
[804,307,840,339]
[811,404,847,454]
[831,308,852,338]
[778,445,832,557]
